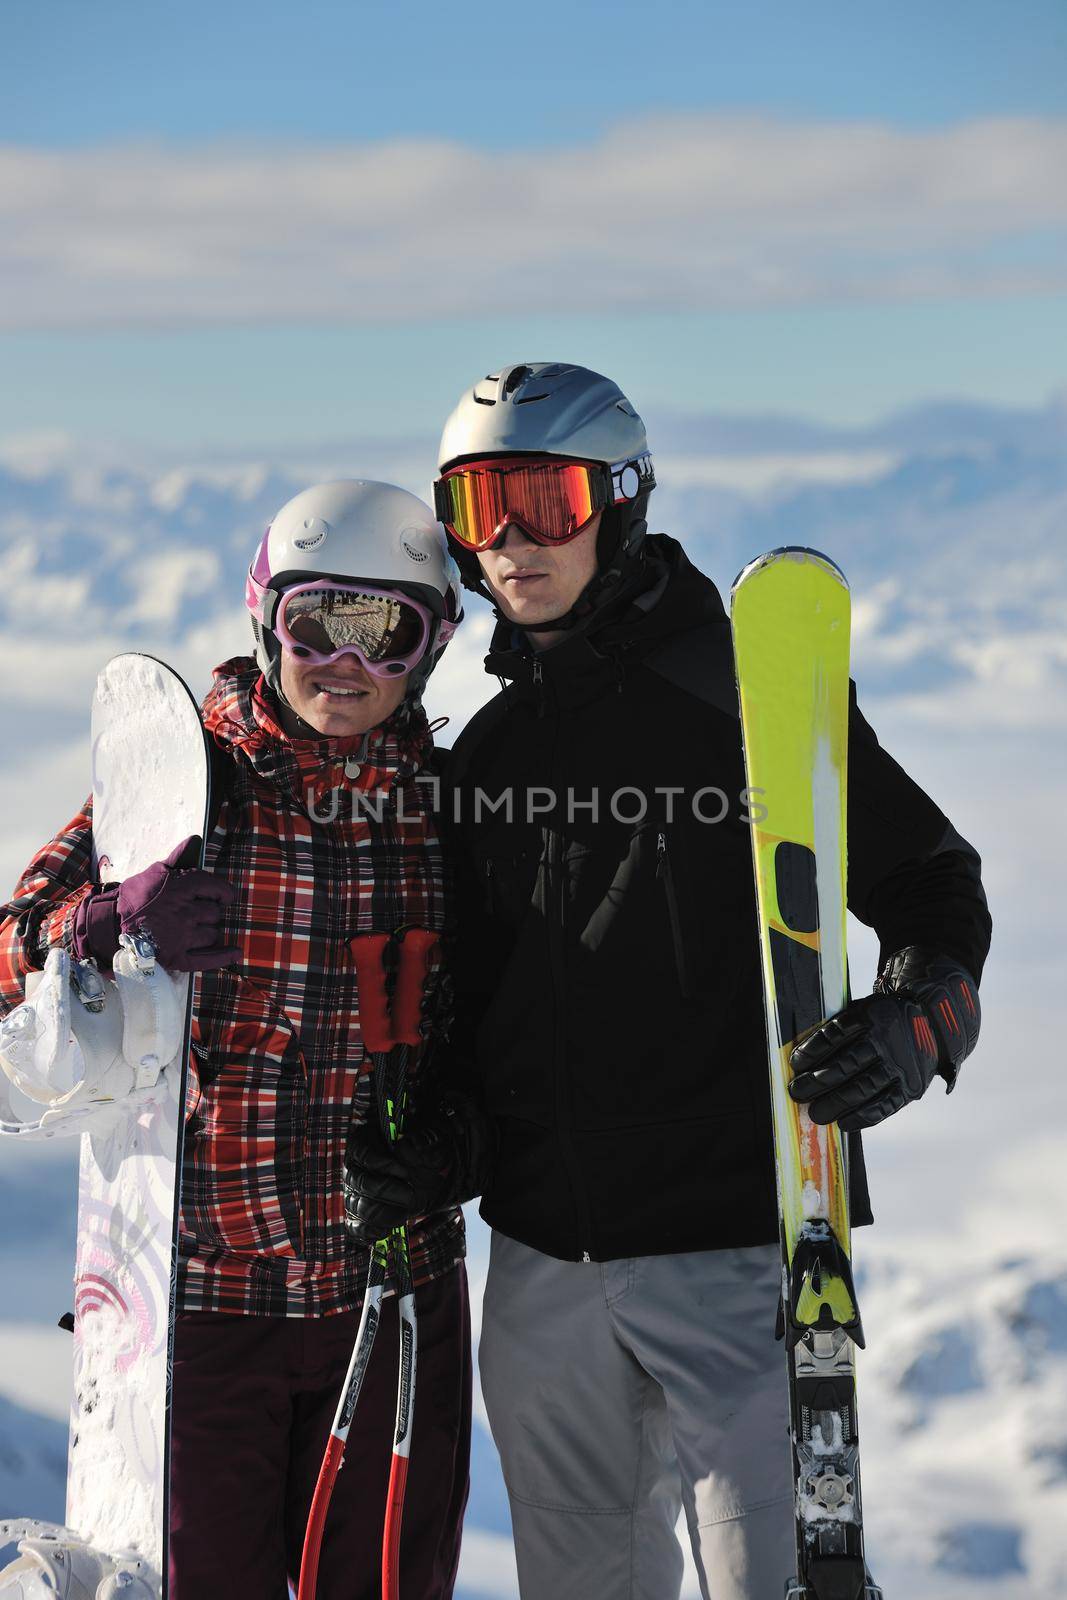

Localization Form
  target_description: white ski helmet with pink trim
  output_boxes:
[246,479,463,698]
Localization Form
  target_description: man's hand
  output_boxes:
[343,1089,495,1247]
[788,947,981,1132]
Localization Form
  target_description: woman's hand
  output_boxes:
[74,836,239,973]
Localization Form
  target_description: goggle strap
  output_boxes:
[433,479,452,523]
[610,451,656,503]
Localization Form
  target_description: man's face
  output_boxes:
[477,513,601,640]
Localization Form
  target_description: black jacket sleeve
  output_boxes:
[846,690,991,983]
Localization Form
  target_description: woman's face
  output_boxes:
[278,648,409,738]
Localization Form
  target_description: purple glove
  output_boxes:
[73,837,239,973]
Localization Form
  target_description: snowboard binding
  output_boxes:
[0,1521,158,1600]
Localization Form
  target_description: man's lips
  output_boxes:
[501,570,547,585]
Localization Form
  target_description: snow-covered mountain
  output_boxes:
[857,1240,1067,1599]
[1,391,1064,769]
[1,394,1064,1596]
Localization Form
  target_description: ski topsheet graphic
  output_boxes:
[731,549,882,1600]
[0,655,210,1600]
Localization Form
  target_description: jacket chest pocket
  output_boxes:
[476,847,540,931]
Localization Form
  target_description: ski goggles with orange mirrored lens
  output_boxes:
[434,454,655,552]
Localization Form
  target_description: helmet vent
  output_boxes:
[294,517,329,550]
[474,395,496,406]
[503,365,533,395]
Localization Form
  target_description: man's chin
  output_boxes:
[493,592,564,629]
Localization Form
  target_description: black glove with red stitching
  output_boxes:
[788,946,981,1132]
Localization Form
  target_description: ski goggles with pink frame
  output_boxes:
[253,579,439,678]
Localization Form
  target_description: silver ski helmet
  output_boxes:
[246,479,463,701]
[435,363,655,619]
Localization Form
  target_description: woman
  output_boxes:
[0,480,481,1599]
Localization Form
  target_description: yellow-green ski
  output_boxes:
[732,547,882,1600]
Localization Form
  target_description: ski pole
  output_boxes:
[298,1236,388,1600]
[378,928,437,1600]
[297,929,438,1600]
[298,932,393,1600]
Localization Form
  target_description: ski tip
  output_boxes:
[730,546,849,598]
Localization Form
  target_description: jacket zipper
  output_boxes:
[543,754,597,1263]
[657,830,692,1000]
[532,655,546,717]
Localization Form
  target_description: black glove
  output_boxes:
[788,946,981,1132]
[343,1088,496,1247]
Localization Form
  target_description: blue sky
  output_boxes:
[7,0,1067,143]
[3,0,1065,447]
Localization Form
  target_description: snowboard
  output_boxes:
[67,654,210,1593]
[731,549,882,1600]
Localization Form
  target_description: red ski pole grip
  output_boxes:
[351,932,393,1054]
[392,929,439,1047]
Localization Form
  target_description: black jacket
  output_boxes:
[445,537,991,1263]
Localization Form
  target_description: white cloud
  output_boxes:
[423,606,497,738]
[0,736,93,897]
[126,549,222,627]
[2,114,1066,330]
[659,449,902,493]
[450,1530,519,1598]
[0,431,83,479]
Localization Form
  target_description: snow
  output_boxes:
[0,1396,67,1575]
[0,1326,71,1425]
[857,1246,1067,1598]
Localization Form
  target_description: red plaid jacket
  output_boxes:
[0,657,464,1317]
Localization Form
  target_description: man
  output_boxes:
[345,364,991,1600]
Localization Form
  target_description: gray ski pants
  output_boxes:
[479,1232,795,1600]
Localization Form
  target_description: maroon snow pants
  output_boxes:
[168,1264,471,1600]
